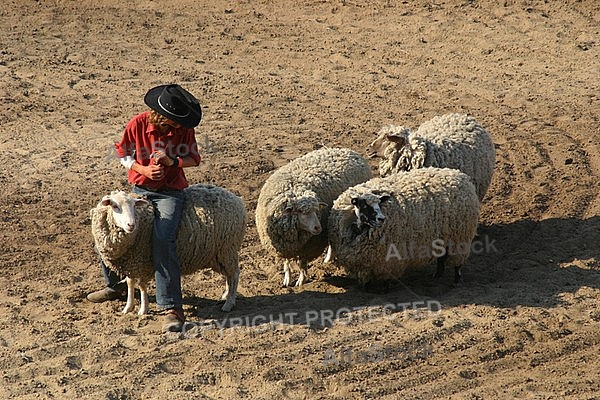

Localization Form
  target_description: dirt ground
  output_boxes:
[0,0,599,398]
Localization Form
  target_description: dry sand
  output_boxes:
[0,0,599,398]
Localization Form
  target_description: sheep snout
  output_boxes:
[297,212,322,235]
[352,197,386,228]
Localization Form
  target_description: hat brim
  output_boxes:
[144,84,202,128]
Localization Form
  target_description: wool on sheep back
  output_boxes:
[373,114,495,201]
[91,184,247,305]
[327,167,480,284]
[256,146,373,266]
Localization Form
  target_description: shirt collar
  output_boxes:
[146,123,179,138]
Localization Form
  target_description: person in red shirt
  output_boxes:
[87,84,202,332]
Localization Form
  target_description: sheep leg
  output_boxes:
[282,259,292,287]
[221,278,229,302]
[221,265,239,312]
[324,245,333,263]
[137,281,149,315]
[122,277,136,314]
[295,259,308,286]
[434,253,448,279]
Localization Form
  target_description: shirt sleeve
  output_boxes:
[114,117,138,158]
[183,128,201,165]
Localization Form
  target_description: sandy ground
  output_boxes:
[0,0,599,398]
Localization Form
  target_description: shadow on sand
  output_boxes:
[179,216,600,332]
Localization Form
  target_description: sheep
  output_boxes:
[255,147,372,286]
[327,167,480,285]
[90,184,247,315]
[369,113,495,201]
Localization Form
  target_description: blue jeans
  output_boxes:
[101,186,185,310]
[101,262,125,290]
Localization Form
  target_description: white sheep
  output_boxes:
[90,184,247,315]
[327,167,480,285]
[369,113,495,201]
[255,147,372,286]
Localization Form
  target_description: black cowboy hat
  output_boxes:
[144,84,202,128]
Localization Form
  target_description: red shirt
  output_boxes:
[114,111,201,190]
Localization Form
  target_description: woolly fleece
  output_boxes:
[374,113,495,201]
[91,184,247,300]
[256,147,372,262]
[327,167,480,284]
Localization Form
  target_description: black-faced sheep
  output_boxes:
[90,184,247,314]
[327,167,480,285]
[255,147,372,286]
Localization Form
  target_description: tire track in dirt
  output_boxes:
[402,108,600,397]
[475,112,598,271]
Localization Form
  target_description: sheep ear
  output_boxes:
[133,198,148,206]
[283,206,294,215]
[129,193,149,206]
[386,133,406,146]
[351,197,366,207]
[101,195,112,207]
[379,195,391,203]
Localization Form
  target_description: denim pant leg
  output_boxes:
[134,186,185,309]
[101,260,125,290]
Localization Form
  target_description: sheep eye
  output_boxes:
[112,205,120,212]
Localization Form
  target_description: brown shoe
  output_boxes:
[163,308,185,333]
[86,287,125,303]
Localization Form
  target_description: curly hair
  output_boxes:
[148,109,172,126]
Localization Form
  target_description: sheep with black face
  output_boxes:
[327,167,480,285]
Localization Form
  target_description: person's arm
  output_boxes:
[130,159,164,180]
[152,128,201,168]
[179,155,200,168]
[163,154,199,168]
[115,114,165,181]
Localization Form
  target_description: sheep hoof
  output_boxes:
[221,301,234,312]
[295,274,305,287]
[122,305,135,314]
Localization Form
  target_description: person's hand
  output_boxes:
[143,163,165,181]
[151,150,174,167]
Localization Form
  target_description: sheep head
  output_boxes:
[350,192,391,229]
[368,125,410,158]
[282,190,325,236]
[91,191,149,259]
[99,191,148,233]
[368,126,426,175]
